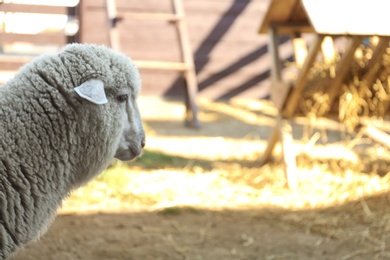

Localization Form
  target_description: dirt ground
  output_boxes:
[12,208,372,260]
[11,97,390,260]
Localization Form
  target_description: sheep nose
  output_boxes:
[141,139,146,148]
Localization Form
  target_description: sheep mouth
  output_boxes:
[114,146,142,161]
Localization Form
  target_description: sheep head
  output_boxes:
[74,78,145,161]
[59,44,145,164]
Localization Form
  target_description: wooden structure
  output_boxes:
[104,0,200,127]
[258,0,390,189]
[0,1,268,100]
[0,2,82,72]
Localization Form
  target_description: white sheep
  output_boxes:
[0,43,145,259]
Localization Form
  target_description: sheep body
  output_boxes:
[0,44,145,259]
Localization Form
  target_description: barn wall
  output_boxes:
[81,0,278,100]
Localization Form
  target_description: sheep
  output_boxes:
[0,43,145,259]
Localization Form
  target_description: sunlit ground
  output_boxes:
[3,4,390,214]
[61,97,390,215]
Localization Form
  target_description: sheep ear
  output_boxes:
[74,79,108,105]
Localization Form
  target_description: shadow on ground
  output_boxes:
[14,189,390,260]
[13,98,390,260]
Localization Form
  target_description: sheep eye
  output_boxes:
[117,94,128,103]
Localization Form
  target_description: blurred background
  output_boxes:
[3,0,390,259]
[0,0,272,99]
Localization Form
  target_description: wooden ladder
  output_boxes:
[105,0,200,128]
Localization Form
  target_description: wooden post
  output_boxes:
[77,0,87,43]
[280,119,298,190]
[283,34,325,118]
[325,36,363,112]
[66,4,79,43]
[172,0,200,128]
[105,0,121,51]
[269,25,283,82]
[260,25,283,165]
[260,116,281,165]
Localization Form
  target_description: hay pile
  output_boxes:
[300,37,390,132]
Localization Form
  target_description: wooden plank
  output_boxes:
[325,36,363,112]
[117,12,281,46]
[283,34,325,118]
[78,0,276,99]
[87,0,250,13]
[85,0,170,10]
[0,55,35,70]
[0,3,69,14]
[268,24,292,110]
[0,32,66,45]
[257,20,293,165]
[0,61,29,71]
[0,55,34,63]
[270,81,292,110]
[259,116,281,165]
[173,0,200,127]
[134,60,187,71]
[265,23,313,34]
[258,0,306,34]
[268,25,282,82]
[100,0,199,126]
[290,0,308,22]
[123,12,181,22]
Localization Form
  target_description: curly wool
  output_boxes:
[0,44,141,259]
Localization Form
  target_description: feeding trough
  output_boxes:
[258,0,390,189]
